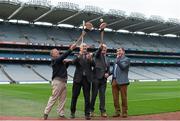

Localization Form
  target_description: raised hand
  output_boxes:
[70,44,76,50]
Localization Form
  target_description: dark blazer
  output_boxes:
[94,48,110,80]
[112,55,130,85]
[71,53,94,83]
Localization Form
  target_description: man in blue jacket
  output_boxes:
[111,48,130,118]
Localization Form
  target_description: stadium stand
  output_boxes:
[1,23,180,51]
[67,66,75,82]
[0,65,11,83]
[0,1,180,83]
[144,67,180,79]
[130,67,180,80]
[32,64,51,81]
[3,64,47,83]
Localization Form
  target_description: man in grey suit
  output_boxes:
[90,44,110,117]
[111,48,130,118]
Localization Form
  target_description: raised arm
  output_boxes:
[116,58,130,70]
[95,44,104,58]
[55,44,76,63]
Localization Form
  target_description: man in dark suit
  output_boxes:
[111,48,130,118]
[90,44,110,117]
[70,43,94,120]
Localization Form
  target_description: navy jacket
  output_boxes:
[51,49,72,81]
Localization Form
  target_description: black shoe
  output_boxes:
[43,114,48,120]
[59,115,66,118]
[85,115,91,120]
[70,113,75,119]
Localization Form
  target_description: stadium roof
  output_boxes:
[0,0,180,36]
[0,0,21,19]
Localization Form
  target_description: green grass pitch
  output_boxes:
[0,81,180,118]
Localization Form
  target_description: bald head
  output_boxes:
[50,48,60,59]
[102,44,107,49]
[80,43,87,54]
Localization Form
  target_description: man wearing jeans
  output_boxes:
[43,44,76,120]
[111,48,130,118]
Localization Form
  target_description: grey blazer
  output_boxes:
[112,55,130,85]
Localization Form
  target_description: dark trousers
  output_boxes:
[112,80,128,115]
[70,76,91,116]
[90,78,107,113]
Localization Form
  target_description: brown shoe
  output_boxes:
[101,112,107,117]
[122,113,127,118]
[90,112,96,117]
[112,113,120,117]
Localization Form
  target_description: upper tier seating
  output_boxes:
[0,23,180,51]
